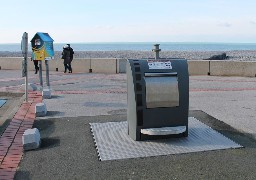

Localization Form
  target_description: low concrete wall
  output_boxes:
[210,61,256,77]
[119,60,211,75]
[0,57,28,70]
[91,58,117,74]
[188,60,209,75]
[53,59,90,73]
[0,57,117,74]
[0,57,256,77]
[51,58,118,73]
[119,59,210,75]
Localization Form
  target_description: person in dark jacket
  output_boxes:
[62,45,72,73]
[67,44,74,61]
[31,58,39,74]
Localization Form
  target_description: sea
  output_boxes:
[0,42,256,51]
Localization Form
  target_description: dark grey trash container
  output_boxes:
[127,59,189,141]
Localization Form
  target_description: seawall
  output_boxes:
[0,57,256,77]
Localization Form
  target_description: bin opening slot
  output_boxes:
[145,72,177,77]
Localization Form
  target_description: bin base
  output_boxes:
[141,126,186,136]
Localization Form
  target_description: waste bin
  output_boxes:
[127,58,189,141]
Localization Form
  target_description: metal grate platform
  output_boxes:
[90,117,242,161]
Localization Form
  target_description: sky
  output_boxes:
[1,0,256,43]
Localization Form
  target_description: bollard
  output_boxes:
[22,128,41,150]
[152,44,161,59]
[21,83,37,91]
[89,58,92,73]
[42,88,51,99]
[35,102,47,117]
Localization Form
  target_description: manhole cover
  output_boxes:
[0,99,7,108]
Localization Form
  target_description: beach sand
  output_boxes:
[0,50,256,61]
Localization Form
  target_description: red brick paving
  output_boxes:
[0,91,42,180]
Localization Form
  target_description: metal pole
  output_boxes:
[39,61,43,89]
[21,32,28,102]
[152,44,161,59]
[55,57,58,71]
[45,60,50,87]
[89,57,92,73]
[208,61,211,76]
[25,58,28,102]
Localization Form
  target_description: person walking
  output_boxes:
[67,44,74,61]
[67,44,74,73]
[61,45,72,73]
[31,58,39,74]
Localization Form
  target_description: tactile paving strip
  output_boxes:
[90,117,242,161]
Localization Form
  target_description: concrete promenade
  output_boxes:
[0,70,256,179]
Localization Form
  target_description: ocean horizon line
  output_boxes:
[1,42,256,45]
[1,42,256,52]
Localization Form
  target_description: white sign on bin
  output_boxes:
[147,60,172,69]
